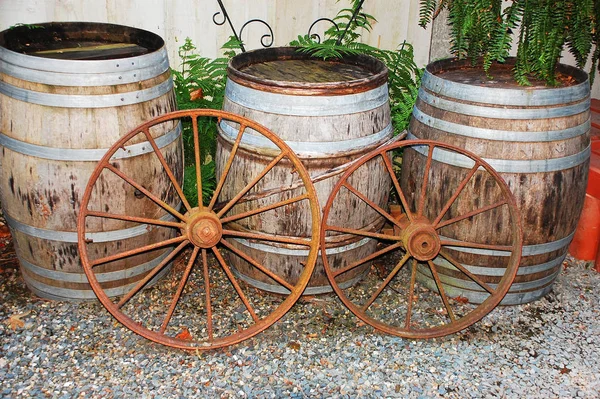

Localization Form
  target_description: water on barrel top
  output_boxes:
[21,40,150,60]
[239,59,372,83]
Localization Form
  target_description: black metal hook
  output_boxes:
[213,0,274,52]
[239,19,274,49]
[307,18,339,43]
[213,0,366,51]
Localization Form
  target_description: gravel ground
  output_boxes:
[1,241,599,398]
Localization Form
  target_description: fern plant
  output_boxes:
[419,0,599,86]
[171,36,242,205]
[291,2,423,132]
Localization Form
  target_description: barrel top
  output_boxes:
[0,22,164,60]
[228,47,388,95]
[422,58,590,107]
[431,59,586,89]
[240,59,373,83]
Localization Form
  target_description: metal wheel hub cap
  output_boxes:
[186,210,222,248]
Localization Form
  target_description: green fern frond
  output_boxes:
[566,0,594,68]
[183,161,216,208]
[295,42,365,60]
[325,2,376,45]
[419,0,439,27]
[172,36,241,202]
[289,34,318,47]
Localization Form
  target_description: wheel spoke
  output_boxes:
[159,246,199,334]
[142,127,192,213]
[439,249,496,294]
[439,239,513,252]
[332,241,404,278]
[435,200,507,230]
[361,252,410,312]
[220,238,295,292]
[116,240,189,308]
[324,224,400,242]
[192,116,203,208]
[105,163,187,222]
[416,144,434,217]
[211,247,259,322]
[201,249,214,341]
[382,153,414,222]
[85,210,185,229]
[343,182,404,230]
[209,123,247,210]
[404,258,418,329]
[91,235,188,267]
[217,151,287,218]
[427,260,456,322]
[222,229,312,247]
[432,162,480,226]
[220,194,309,224]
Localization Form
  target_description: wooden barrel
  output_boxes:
[406,58,590,305]
[218,47,392,294]
[0,22,181,301]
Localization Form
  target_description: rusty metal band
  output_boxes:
[421,69,590,106]
[0,47,170,86]
[416,266,560,305]
[417,88,591,120]
[219,121,393,157]
[0,77,173,108]
[21,256,172,301]
[231,266,368,296]
[230,236,372,256]
[438,231,575,257]
[0,122,181,161]
[412,106,591,142]
[406,133,591,173]
[432,252,564,277]
[225,79,389,116]
[3,210,180,243]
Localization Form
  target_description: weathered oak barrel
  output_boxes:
[406,58,590,305]
[219,47,392,294]
[0,22,181,300]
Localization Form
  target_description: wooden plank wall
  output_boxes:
[0,0,598,98]
[0,0,431,68]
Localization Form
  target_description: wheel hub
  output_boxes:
[398,215,441,261]
[185,210,222,248]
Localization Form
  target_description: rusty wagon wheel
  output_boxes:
[321,140,523,338]
[77,109,320,350]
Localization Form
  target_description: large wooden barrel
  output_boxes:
[0,22,181,300]
[218,47,392,294]
[406,58,590,305]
